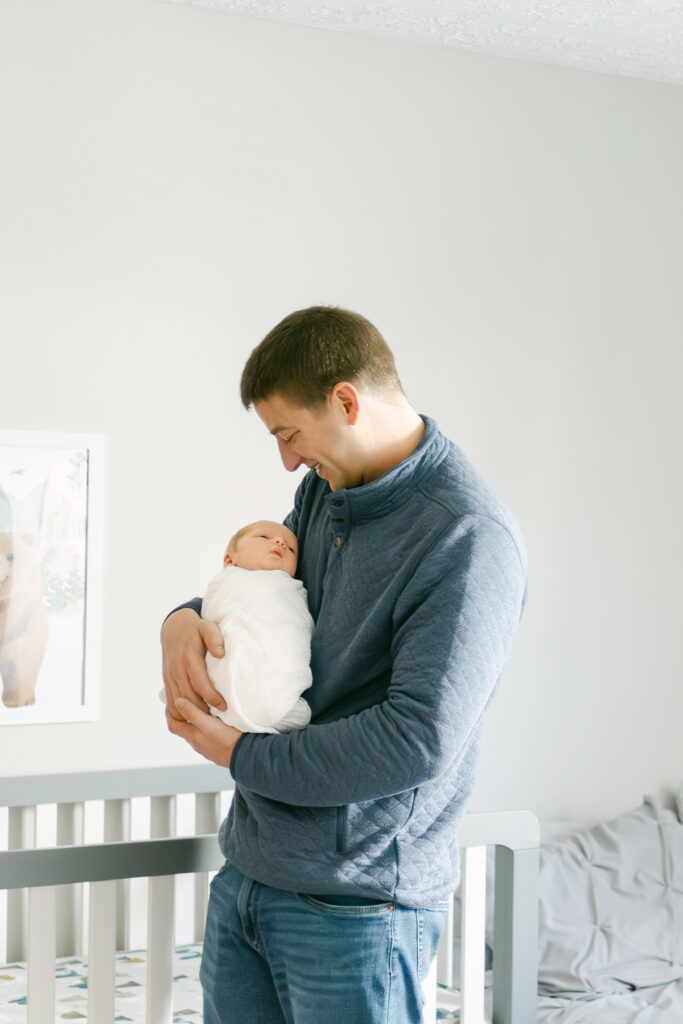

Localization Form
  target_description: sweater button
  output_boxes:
[334,536,342,547]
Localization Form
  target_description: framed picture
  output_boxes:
[0,431,103,725]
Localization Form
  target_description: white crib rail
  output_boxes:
[434,809,540,1024]
[2,833,224,1023]
[0,764,230,1018]
[0,769,539,1024]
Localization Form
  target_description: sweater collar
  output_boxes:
[323,415,446,523]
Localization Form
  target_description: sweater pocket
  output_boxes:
[336,791,417,855]
[230,787,338,858]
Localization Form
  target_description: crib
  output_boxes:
[0,766,539,1023]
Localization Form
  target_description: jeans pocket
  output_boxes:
[295,893,395,917]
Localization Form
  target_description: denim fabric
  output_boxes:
[200,858,447,1024]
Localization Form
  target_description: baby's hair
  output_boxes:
[226,525,250,555]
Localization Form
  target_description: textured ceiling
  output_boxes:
[163,0,683,85]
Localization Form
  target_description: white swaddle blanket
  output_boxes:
[202,565,313,734]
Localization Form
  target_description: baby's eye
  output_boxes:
[288,547,295,553]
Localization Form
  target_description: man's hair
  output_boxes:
[240,306,404,410]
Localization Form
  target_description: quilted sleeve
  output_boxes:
[229,514,527,807]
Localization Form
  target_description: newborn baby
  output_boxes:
[202,520,313,734]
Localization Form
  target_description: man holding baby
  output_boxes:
[161,305,528,1024]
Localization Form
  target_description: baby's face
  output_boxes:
[224,521,298,577]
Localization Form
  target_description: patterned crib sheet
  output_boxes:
[0,944,203,1023]
[0,944,459,1023]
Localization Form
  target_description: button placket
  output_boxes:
[327,495,348,550]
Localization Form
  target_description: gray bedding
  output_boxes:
[449,790,683,1022]
[537,982,683,1024]
[536,793,683,1023]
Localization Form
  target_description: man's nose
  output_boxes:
[276,437,302,472]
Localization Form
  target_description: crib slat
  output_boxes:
[151,795,176,838]
[104,797,131,950]
[460,845,487,1024]
[0,805,6,964]
[7,805,36,963]
[0,887,5,966]
[147,874,175,1024]
[194,791,221,941]
[56,802,85,956]
[146,795,177,1024]
[27,885,56,1024]
[88,880,116,1022]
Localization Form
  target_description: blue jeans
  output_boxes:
[200,858,447,1023]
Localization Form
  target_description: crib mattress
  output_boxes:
[0,945,460,1023]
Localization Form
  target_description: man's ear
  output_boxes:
[331,382,360,425]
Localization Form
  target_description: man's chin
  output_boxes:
[317,467,336,490]
[314,464,342,491]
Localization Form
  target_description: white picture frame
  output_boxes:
[0,431,103,725]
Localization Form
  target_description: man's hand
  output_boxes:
[161,608,228,721]
[166,698,243,769]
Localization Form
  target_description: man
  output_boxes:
[162,305,528,1024]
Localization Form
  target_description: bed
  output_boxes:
[0,765,540,1023]
[534,792,683,1024]
[444,790,683,1024]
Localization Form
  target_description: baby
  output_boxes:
[201,520,313,734]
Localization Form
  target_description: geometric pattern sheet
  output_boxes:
[0,945,203,1024]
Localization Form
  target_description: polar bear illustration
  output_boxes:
[0,533,49,708]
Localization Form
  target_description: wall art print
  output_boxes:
[0,431,103,725]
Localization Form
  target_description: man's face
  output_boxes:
[224,520,298,577]
[255,392,359,492]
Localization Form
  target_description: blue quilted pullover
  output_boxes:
[218,416,528,907]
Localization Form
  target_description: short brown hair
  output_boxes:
[240,306,404,410]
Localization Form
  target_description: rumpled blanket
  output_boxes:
[448,792,683,1023]
[536,794,683,1022]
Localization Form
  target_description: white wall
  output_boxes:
[1,0,681,822]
